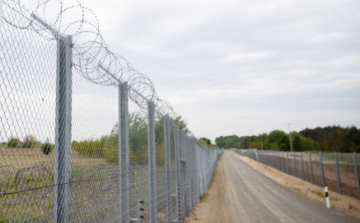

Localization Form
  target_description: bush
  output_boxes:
[104,146,118,163]
[42,143,54,155]
[23,135,37,148]
[7,137,21,148]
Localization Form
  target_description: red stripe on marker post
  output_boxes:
[324,186,330,208]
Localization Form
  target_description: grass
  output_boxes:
[200,192,208,201]
[0,150,118,222]
[311,190,324,198]
[0,148,108,169]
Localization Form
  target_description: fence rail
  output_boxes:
[0,0,223,222]
[234,149,360,200]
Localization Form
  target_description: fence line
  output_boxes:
[0,0,223,222]
[234,149,360,200]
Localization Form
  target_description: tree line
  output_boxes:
[2,112,190,162]
[215,125,360,153]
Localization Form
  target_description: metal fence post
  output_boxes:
[164,116,173,223]
[334,152,342,194]
[293,152,297,177]
[309,153,314,184]
[147,101,157,223]
[301,152,305,180]
[174,126,182,222]
[353,152,360,198]
[320,152,326,187]
[118,82,130,223]
[54,35,72,223]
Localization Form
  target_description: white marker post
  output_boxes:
[324,186,330,208]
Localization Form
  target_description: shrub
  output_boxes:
[104,146,118,164]
[23,135,37,148]
[42,143,54,155]
[7,137,21,148]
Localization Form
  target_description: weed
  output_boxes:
[199,192,208,201]
[311,190,324,198]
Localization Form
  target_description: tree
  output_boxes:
[173,116,188,133]
[293,135,302,151]
[215,135,241,149]
[199,137,211,146]
[265,130,290,151]
[23,135,37,148]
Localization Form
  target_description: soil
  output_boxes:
[185,156,224,222]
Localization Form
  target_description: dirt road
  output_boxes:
[186,151,359,223]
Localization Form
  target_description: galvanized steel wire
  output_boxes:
[0,0,223,222]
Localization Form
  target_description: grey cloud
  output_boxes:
[79,0,360,137]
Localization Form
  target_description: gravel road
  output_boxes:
[208,151,359,223]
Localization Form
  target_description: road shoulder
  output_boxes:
[185,154,225,223]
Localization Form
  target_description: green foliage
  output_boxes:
[72,136,108,157]
[173,116,188,133]
[7,137,21,148]
[199,137,211,146]
[300,125,360,152]
[215,125,358,152]
[155,143,165,166]
[197,139,208,147]
[292,133,316,151]
[293,135,302,151]
[349,142,360,152]
[215,135,241,149]
[41,143,54,155]
[265,130,290,151]
[104,145,118,163]
[128,112,148,164]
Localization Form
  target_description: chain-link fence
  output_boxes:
[234,149,360,200]
[0,0,223,222]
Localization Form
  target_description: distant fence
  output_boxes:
[0,0,223,222]
[234,149,360,200]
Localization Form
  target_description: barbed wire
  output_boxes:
[2,0,181,121]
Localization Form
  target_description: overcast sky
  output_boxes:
[77,0,360,142]
[15,0,360,142]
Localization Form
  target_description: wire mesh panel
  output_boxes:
[0,1,225,222]
[294,153,302,178]
[169,122,177,222]
[70,73,119,222]
[309,152,322,187]
[288,153,295,177]
[338,153,358,198]
[303,153,312,182]
[128,101,150,222]
[0,4,57,222]
[322,153,338,193]
[155,117,166,222]
[240,149,360,200]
